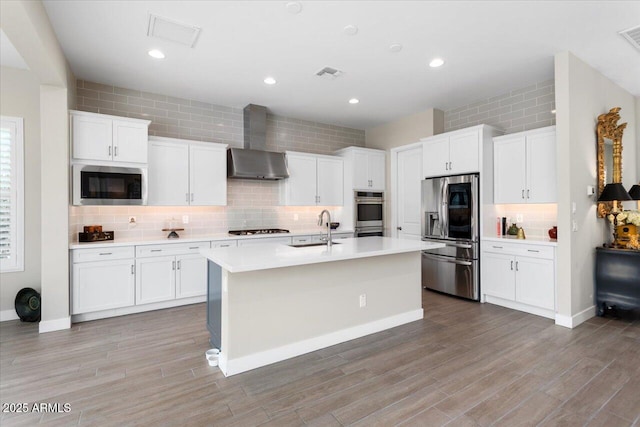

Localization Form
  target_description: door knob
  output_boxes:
[397,227,402,231]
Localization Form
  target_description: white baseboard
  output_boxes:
[71,296,206,323]
[555,305,595,329]
[0,309,19,322]
[484,295,555,320]
[219,309,424,377]
[39,316,71,333]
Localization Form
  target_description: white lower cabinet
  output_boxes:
[136,256,176,305]
[71,246,136,315]
[72,259,135,314]
[135,242,210,305]
[482,241,555,319]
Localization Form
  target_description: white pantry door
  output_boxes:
[397,145,423,239]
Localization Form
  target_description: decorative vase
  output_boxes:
[548,226,557,239]
[507,223,519,235]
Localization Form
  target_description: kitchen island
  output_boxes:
[201,237,444,376]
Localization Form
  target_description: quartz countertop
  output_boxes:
[483,236,558,247]
[69,229,354,250]
[201,236,445,273]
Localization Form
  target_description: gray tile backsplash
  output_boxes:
[444,79,556,134]
[71,80,364,242]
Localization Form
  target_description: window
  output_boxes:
[0,116,24,272]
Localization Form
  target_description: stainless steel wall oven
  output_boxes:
[354,191,384,237]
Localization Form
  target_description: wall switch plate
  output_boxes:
[182,215,189,224]
[587,185,595,196]
[572,220,578,232]
[359,294,366,308]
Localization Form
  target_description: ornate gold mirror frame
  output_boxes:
[597,107,627,217]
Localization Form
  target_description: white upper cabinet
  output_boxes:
[422,127,483,178]
[336,147,386,191]
[493,126,556,204]
[70,110,150,164]
[280,151,343,206]
[148,136,227,206]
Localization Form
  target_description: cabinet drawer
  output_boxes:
[72,246,134,263]
[292,236,314,244]
[136,242,210,258]
[483,242,554,260]
[333,233,353,239]
[211,240,237,248]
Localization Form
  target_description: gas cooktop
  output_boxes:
[228,228,290,236]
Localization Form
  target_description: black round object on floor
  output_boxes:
[15,288,41,322]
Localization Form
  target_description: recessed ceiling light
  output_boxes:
[429,58,445,68]
[389,43,403,53]
[148,49,165,59]
[343,25,358,36]
[349,98,359,104]
[264,77,277,85]
[286,1,302,14]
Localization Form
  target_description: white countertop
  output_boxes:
[68,229,354,249]
[201,236,445,273]
[483,236,558,247]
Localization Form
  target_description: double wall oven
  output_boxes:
[354,191,384,237]
[421,173,479,301]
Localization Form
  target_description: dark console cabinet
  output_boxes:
[595,247,640,317]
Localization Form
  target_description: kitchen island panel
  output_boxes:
[216,251,422,376]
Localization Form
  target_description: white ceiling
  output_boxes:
[41,1,640,129]
[0,29,29,70]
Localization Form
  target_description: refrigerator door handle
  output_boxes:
[442,179,449,238]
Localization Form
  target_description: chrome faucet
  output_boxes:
[318,209,332,247]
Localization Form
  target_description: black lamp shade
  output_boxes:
[629,184,640,200]
[597,183,632,202]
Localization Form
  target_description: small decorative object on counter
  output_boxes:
[79,225,114,242]
[548,226,558,239]
[502,217,507,235]
[163,218,185,239]
[496,217,502,236]
[507,223,519,235]
[516,227,526,239]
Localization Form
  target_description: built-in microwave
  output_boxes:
[72,165,147,206]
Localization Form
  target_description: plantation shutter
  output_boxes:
[0,117,24,272]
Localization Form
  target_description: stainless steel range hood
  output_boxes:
[227,104,289,180]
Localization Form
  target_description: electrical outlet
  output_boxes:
[293,214,299,221]
[128,216,136,224]
[516,214,523,223]
[572,220,578,232]
[359,294,366,308]
[182,215,189,224]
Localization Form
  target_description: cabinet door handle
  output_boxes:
[151,249,162,252]
[131,265,135,274]
[108,146,112,157]
[186,193,189,202]
[527,249,539,253]
[99,252,112,256]
[445,162,448,171]
[527,189,530,199]
[449,161,452,170]
[220,244,230,247]
[492,246,503,249]
[510,260,513,270]
[189,246,199,250]
[191,193,194,202]
[522,189,525,199]
[172,260,176,270]
[515,261,519,271]
[114,146,118,157]
[177,260,181,270]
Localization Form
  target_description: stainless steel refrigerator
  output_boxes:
[421,173,479,301]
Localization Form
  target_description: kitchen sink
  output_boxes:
[288,242,341,248]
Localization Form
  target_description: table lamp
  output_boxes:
[629,184,640,209]
[597,183,631,247]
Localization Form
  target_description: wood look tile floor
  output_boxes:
[1,291,639,426]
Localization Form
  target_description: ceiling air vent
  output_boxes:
[619,25,640,52]
[147,14,201,48]
[316,66,343,78]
